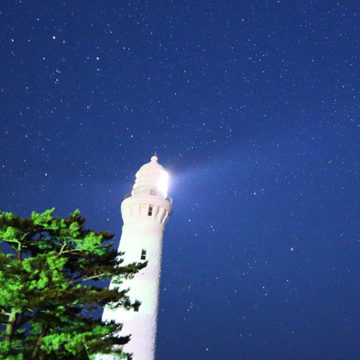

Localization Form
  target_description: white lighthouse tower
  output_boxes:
[98,155,172,360]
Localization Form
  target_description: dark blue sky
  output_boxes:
[1,1,360,359]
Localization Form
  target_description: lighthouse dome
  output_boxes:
[132,155,169,198]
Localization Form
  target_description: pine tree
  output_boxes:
[0,208,145,359]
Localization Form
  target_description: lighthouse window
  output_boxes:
[148,206,153,216]
[141,249,147,260]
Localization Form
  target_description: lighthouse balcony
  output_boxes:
[121,193,172,225]
[124,190,173,204]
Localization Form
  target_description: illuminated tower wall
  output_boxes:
[97,155,172,360]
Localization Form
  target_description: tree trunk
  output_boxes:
[5,309,17,343]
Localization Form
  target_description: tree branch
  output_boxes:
[31,327,47,359]
[1,309,11,316]
[76,273,108,283]
[61,249,87,257]
[58,241,67,256]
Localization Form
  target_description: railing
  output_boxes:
[124,190,172,204]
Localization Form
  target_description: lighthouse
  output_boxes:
[98,155,172,360]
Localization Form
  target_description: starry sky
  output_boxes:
[1,1,360,359]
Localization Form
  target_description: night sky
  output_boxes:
[1,1,360,359]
